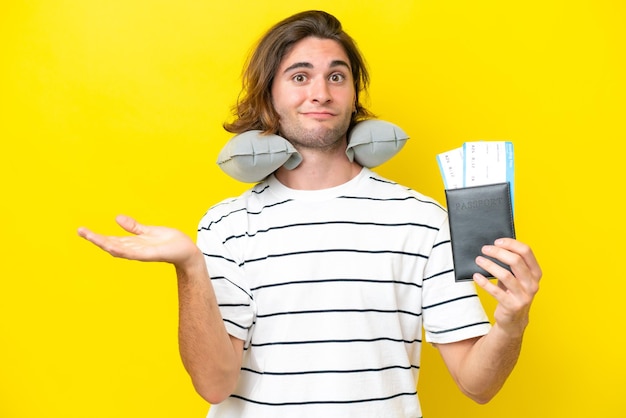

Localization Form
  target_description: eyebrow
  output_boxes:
[282,59,351,74]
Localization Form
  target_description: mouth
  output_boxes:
[301,111,336,120]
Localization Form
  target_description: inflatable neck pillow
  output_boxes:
[217,119,409,183]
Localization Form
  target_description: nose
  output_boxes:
[309,78,331,104]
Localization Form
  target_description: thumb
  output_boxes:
[115,214,145,235]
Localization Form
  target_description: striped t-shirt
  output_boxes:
[197,168,491,418]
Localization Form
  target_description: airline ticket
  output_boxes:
[437,141,515,206]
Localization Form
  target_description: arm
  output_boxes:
[175,250,244,404]
[435,238,542,404]
[78,215,243,404]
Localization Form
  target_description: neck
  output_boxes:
[274,144,362,190]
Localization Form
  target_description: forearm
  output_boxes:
[77,217,243,402]
[176,250,242,404]
[451,324,524,404]
[435,239,541,403]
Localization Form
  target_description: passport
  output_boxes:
[445,182,516,282]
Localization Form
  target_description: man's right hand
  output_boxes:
[77,214,200,269]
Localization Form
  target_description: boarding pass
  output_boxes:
[437,141,515,206]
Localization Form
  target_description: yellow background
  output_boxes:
[1,0,624,417]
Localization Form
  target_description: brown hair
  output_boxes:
[223,10,374,135]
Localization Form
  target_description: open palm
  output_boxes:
[77,214,198,267]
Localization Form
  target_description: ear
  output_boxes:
[216,120,410,183]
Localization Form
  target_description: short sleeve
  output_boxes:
[196,212,256,346]
[422,216,491,344]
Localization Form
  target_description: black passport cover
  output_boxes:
[445,182,516,282]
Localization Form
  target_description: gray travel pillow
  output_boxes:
[217,119,409,183]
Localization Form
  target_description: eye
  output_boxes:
[292,73,307,83]
[329,72,346,83]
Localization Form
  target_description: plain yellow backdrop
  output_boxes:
[1,1,624,417]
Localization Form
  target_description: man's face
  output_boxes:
[271,37,356,151]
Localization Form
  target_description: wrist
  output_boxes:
[175,246,206,277]
[491,320,527,342]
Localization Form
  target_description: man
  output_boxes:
[78,10,542,418]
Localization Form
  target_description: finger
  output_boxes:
[481,244,521,271]
[479,243,540,299]
[77,226,105,247]
[473,271,506,300]
[482,243,533,280]
[77,227,118,254]
[492,239,542,297]
[482,249,534,295]
[115,214,147,236]
[77,226,91,239]
[475,254,521,292]
[493,238,543,280]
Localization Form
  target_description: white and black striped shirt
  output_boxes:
[198,168,490,418]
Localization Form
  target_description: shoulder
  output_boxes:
[198,181,274,228]
[359,169,446,213]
